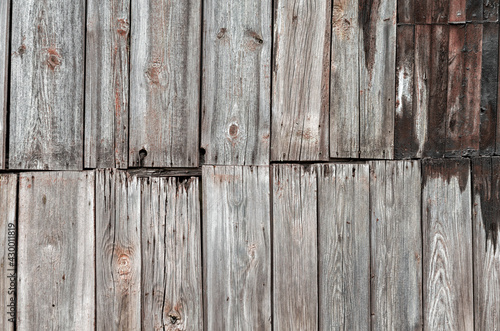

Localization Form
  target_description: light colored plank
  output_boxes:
[129,0,201,167]
[422,159,473,331]
[17,172,95,330]
[201,1,271,165]
[0,0,9,169]
[96,170,141,330]
[272,0,330,161]
[142,177,203,330]
[85,0,130,168]
[203,166,271,330]
[9,0,85,170]
[370,161,422,330]
[273,164,318,330]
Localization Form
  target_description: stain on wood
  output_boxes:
[467,0,483,20]
[0,0,9,169]
[484,0,499,21]
[415,0,449,23]
[398,0,414,23]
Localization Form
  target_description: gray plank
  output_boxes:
[85,0,130,168]
[0,0,9,169]
[17,172,95,330]
[422,159,473,331]
[141,177,203,330]
[318,163,370,330]
[203,166,271,330]
[272,0,330,161]
[201,1,271,165]
[9,0,85,170]
[96,170,141,330]
[370,161,422,330]
[129,0,201,167]
[273,164,318,330]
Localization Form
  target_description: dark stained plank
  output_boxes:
[415,0,449,23]
[467,0,483,20]
[422,159,473,331]
[203,166,271,330]
[201,1,271,165]
[0,0,9,169]
[17,172,95,330]
[449,0,467,22]
[85,0,130,169]
[398,0,415,23]
[129,0,201,167]
[484,0,499,21]
[272,0,330,161]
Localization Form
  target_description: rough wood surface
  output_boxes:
[203,166,271,330]
[142,177,202,330]
[449,0,466,22]
[201,1,271,165]
[415,0,449,23]
[370,161,422,330]
[273,164,318,330]
[272,0,330,161]
[467,0,483,20]
[0,0,9,169]
[422,159,473,331]
[96,170,141,330]
[484,0,499,21]
[9,0,85,170]
[85,0,130,169]
[318,164,370,330]
[17,172,95,330]
[129,0,201,167]
[398,0,414,23]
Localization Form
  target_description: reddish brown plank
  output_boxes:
[398,0,414,23]
[450,0,467,22]
[415,0,448,23]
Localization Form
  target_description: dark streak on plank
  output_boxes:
[0,0,9,169]
[483,0,499,21]
[415,0,449,23]
[467,0,483,20]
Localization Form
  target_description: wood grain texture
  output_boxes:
[467,0,483,20]
[415,0,449,23]
[422,159,473,331]
[201,1,271,165]
[0,0,9,169]
[142,177,202,330]
[318,164,370,330]
[85,0,130,169]
[370,161,422,330]
[9,0,85,170]
[129,0,201,167]
[273,164,318,330]
[203,166,271,330]
[449,0,466,22]
[484,0,499,21]
[398,0,414,23]
[272,0,330,161]
[17,172,95,330]
[96,170,141,330]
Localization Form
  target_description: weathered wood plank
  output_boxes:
[9,0,85,170]
[17,172,95,330]
[129,0,201,167]
[484,0,499,21]
[472,157,500,331]
[272,0,330,161]
[370,161,422,330]
[467,0,483,20]
[203,166,271,330]
[273,164,317,329]
[422,159,473,331]
[0,0,9,169]
[201,1,271,165]
[142,177,202,330]
[449,0,467,22]
[359,0,396,159]
[398,0,414,23]
[85,0,130,168]
[318,164,370,330]
[415,0,448,23]
[96,170,141,330]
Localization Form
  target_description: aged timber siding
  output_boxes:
[0,0,9,169]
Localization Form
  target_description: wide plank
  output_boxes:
[398,0,415,23]
[0,0,9,168]
[449,0,466,22]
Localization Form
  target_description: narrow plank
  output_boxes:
[85,0,130,168]
[273,164,317,329]
[96,170,141,330]
[201,1,271,165]
[318,164,370,330]
[0,0,9,168]
[272,0,330,161]
[9,0,85,170]
[467,0,483,20]
[472,157,500,330]
[142,177,202,330]
[330,0,359,159]
[370,161,422,330]
[449,0,467,22]
[415,0,449,23]
[17,172,95,330]
[0,174,16,330]
[398,0,415,23]
[129,0,201,167]
[203,166,271,330]
[359,0,396,159]
[484,0,499,21]
[422,159,473,331]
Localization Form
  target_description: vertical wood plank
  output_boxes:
[96,170,141,330]
[9,0,85,170]
[129,0,201,167]
[273,164,318,330]
[467,0,483,20]
[85,0,130,168]
[415,0,449,23]
[449,0,467,22]
[272,0,330,161]
[398,0,415,23]
[0,0,9,169]
[201,1,271,165]
[422,159,473,331]
[203,166,271,330]
[17,172,95,330]
[484,0,499,21]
